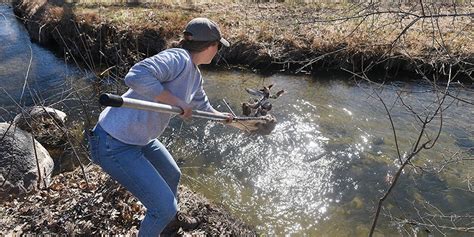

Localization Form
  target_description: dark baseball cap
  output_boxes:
[184,17,230,47]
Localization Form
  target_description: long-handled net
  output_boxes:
[99,94,277,134]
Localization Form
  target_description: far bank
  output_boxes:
[12,0,474,81]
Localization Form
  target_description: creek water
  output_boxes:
[0,5,92,121]
[1,4,473,236]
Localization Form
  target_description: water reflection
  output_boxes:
[166,74,347,234]
[164,70,473,235]
[0,5,89,121]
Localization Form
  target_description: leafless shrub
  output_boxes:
[336,1,473,236]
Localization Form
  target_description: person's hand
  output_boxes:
[178,101,193,120]
[219,112,234,123]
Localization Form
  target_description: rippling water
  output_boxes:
[163,71,474,235]
[1,4,473,235]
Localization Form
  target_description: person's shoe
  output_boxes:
[163,211,200,235]
[176,212,200,230]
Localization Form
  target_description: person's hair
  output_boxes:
[175,33,219,53]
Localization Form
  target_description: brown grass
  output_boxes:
[18,0,474,74]
[76,2,471,58]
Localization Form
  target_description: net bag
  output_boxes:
[229,115,277,135]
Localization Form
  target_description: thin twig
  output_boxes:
[32,133,42,190]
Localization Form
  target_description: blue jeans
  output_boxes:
[89,124,180,236]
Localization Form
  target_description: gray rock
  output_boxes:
[14,106,67,129]
[13,106,67,155]
[13,107,87,174]
[0,122,54,199]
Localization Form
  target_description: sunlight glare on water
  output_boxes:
[217,100,337,234]
[165,70,473,235]
[165,71,379,235]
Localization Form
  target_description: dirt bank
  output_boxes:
[13,0,473,80]
[0,165,257,236]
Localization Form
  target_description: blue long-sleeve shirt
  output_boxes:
[98,48,213,145]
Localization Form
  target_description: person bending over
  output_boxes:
[89,17,231,236]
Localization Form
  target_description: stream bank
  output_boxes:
[12,0,474,80]
[1,166,256,236]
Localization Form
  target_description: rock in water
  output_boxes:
[0,122,54,199]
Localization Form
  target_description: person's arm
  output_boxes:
[191,80,233,122]
[124,52,183,100]
[124,52,192,118]
[155,90,193,119]
[190,81,213,112]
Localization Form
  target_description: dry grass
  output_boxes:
[16,0,473,75]
[71,2,472,61]
[74,5,197,40]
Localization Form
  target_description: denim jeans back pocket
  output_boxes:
[88,130,100,165]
